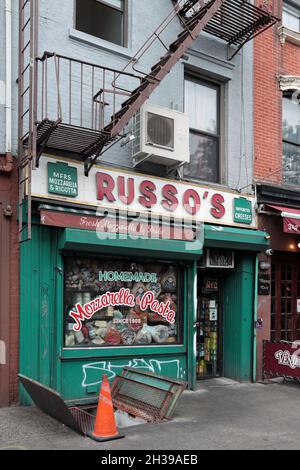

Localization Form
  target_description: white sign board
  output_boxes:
[31,155,257,229]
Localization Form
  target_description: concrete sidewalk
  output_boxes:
[0,379,299,450]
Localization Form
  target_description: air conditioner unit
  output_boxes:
[132,103,190,167]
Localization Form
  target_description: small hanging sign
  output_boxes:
[258,274,271,296]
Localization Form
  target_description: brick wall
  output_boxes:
[9,165,19,404]
[0,162,19,406]
[254,0,300,379]
[254,0,300,184]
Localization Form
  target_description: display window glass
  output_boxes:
[64,256,183,348]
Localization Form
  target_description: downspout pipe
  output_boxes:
[0,0,13,175]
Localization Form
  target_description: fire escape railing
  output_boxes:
[30,52,142,166]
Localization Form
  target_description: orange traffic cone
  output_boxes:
[87,374,124,442]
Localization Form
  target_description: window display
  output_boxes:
[64,257,182,348]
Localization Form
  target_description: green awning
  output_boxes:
[59,228,203,261]
[204,225,269,252]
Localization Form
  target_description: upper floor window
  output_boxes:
[76,0,127,47]
[283,1,300,32]
[283,92,300,185]
[184,76,220,184]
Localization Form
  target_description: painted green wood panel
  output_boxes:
[19,225,58,405]
[187,261,197,390]
[61,354,188,402]
[223,254,255,382]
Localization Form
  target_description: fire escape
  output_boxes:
[18,0,279,241]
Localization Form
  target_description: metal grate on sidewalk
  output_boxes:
[111,376,174,423]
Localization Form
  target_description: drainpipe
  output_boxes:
[0,0,13,175]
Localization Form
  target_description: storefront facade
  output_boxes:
[19,156,268,405]
[257,184,300,355]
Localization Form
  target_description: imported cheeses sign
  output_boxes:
[31,156,257,228]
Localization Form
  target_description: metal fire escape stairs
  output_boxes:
[73,0,278,176]
[18,0,38,242]
[18,0,279,241]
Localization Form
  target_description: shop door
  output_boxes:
[196,277,223,379]
[271,259,300,342]
[196,255,255,382]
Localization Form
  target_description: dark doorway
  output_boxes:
[196,274,223,379]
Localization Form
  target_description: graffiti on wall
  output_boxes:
[81,358,186,388]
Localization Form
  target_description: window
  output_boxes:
[283,92,300,185]
[283,1,300,32]
[64,256,183,348]
[76,0,127,47]
[271,260,300,342]
[184,76,220,183]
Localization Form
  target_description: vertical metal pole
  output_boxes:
[91,66,95,129]
[69,59,72,125]
[80,63,83,127]
[18,0,25,240]
[32,0,38,168]
[28,0,34,163]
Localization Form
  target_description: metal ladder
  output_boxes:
[18,0,38,242]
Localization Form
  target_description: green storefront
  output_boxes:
[19,158,269,405]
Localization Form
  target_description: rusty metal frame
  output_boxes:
[111,375,174,422]
[18,0,39,242]
[18,375,97,435]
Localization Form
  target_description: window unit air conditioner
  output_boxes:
[132,103,190,167]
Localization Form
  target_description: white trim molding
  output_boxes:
[278,75,300,92]
[278,25,300,46]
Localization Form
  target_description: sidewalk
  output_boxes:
[0,379,299,450]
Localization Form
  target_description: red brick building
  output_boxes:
[254,0,300,379]
[0,158,19,407]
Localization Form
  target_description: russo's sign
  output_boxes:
[31,156,257,228]
[263,340,300,380]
